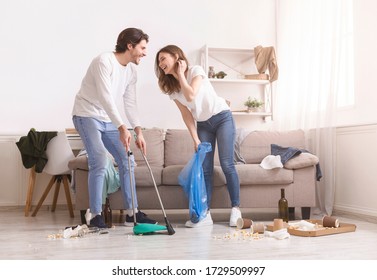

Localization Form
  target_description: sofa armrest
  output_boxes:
[68,155,89,171]
[284,153,319,170]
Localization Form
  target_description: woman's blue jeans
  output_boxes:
[72,116,137,215]
[197,110,240,208]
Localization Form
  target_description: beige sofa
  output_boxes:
[68,128,319,222]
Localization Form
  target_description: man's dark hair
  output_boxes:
[115,28,149,53]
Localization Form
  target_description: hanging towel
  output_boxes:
[102,157,120,203]
[254,45,279,82]
[69,149,120,201]
[234,128,253,164]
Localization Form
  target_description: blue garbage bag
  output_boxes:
[178,142,212,223]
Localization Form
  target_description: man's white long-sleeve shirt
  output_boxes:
[72,52,141,128]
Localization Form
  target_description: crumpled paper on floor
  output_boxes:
[288,220,317,231]
[63,224,90,238]
[264,228,290,240]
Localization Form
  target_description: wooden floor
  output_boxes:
[1,206,377,260]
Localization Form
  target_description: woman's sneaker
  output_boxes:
[124,210,157,226]
[229,207,242,227]
[185,212,213,228]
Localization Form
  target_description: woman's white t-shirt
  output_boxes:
[169,65,229,122]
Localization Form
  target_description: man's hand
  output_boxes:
[135,133,146,155]
[118,125,131,151]
[134,127,146,155]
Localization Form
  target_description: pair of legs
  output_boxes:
[72,116,137,215]
[197,110,241,209]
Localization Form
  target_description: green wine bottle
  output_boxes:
[278,188,289,222]
[104,197,112,228]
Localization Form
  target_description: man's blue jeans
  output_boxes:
[197,110,240,208]
[72,116,137,215]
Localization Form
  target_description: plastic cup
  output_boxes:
[322,215,339,228]
[236,218,253,229]
[273,218,284,231]
[252,222,265,234]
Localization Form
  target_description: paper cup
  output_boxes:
[273,218,284,231]
[252,222,265,234]
[322,215,339,228]
[236,218,253,229]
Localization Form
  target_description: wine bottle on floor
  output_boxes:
[104,197,112,228]
[278,188,289,222]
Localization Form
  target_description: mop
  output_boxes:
[127,150,175,235]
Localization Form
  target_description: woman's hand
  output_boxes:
[176,59,187,77]
[194,138,201,152]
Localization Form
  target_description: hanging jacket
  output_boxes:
[16,128,57,173]
[254,45,279,82]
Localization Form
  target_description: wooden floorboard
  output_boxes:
[1,207,377,260]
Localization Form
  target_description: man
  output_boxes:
[72,27,156,228]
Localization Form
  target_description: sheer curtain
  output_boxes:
[273,0,353,215]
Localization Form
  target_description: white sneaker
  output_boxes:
[85,209,92,225]
[229,207,242,227]
[185,212,213,228]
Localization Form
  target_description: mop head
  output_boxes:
[133,223,168,235]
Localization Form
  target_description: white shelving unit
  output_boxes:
[200,45,274,120]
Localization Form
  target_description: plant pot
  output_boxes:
[246,107,262,113]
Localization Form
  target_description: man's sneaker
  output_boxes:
[185,212,213,228]
[229,207,242,227]
[124,210,157,227]
[89,215,108,228]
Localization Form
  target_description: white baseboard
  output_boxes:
[333,203,377,218]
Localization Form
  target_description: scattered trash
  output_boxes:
[213,229,264,241]
[47,224,109,240]
[264,228,290,240]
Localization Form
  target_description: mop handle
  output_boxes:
[139,150,167,217]
[127,150,137,225]
[133,133,167,217]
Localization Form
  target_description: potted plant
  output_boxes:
[215,71,227,79]
[244,97,264,112]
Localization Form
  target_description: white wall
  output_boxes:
[331,0,377,218]
[0,0,276,135]
[336,0,377,127]
[335,124,377,217]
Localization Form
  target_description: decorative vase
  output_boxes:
[208,66,215,78]
[246,107,262,113]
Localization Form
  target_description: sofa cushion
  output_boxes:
[68,154,88,170]
[130,128,164,167]
[164,129,195,166]
[68,128,165,171]
[134,166,163,187]
[162,165,183,185]
[240,130,306,164]
[284,153,319,169]
[162,165,226,187]
[236,164,293,185]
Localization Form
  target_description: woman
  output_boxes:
[155,45,242,227]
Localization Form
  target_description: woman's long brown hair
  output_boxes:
[154,45,189,95]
